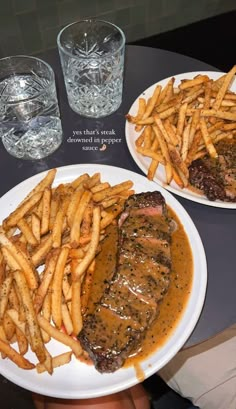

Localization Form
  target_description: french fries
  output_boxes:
[13,269,46,364]
[36,351,72,374]
[126,66,236,190]
[51,247,69,329]
[0,338,35,370]
[0,169,134,374]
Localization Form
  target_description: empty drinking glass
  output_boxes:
[57,19,126,118]
[0,55,63,160]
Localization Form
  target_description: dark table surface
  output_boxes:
[0,45,235,348]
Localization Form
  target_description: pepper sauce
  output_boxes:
[84,206,193,372]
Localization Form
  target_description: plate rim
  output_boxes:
[125,70,236,209]
[0,163,207,398]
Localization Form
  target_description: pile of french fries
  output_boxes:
[126,65,236,189]
[0,169,134,374]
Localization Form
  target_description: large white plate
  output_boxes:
[125,71,236,209]
[0,164,207,399]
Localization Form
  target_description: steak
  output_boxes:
[78,191,173,373]
[189,138,236,202]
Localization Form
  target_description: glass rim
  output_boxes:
[57,19,126,59]
[0,55,56,103]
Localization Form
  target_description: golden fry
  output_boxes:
[176,102,188,143]
[61,302,73,335]
[158,78,174,104]
[163,119,180,147]
[62,274,72,303]
[168,144,189,178]
[41,188,51,235]
[179,75,209,90]
[153,124,173,184]
[200,109,236,121]
[101,197,120,209]
[203,80,212,109]
[126,98,146,124]
[66,189,83,228]
[0,233,38,290]
[41,347,53,375]
[182,87,204,104]
[0,275,13,323]
[136,146,165,163]
[199,118,218,158]
[172,168,184,189]
[0,324,8,345]
[31,213,41,243]
[0,338,34,369]
[213,65,236,110]
[159,106,178,119]
[41,292,51,343]
[52,195,70,248]
[142,85,161,119]
[16,326,28,356]
[17,218,38,247]
[33,250,59,314]
[74,207,101,279]
[13,269,46,363]
[1,246,20,271]
[100,205,123,230]
[80,203,93,238]
[181,123,191,161]
[21,169,56,205]
[69,248,84,259]
[70,191,92,248]
[147,159,159,181]
[36,351,72,374]
[221,122,236,131]
[37,315,82,357]
[70,173,89,190]
[93,181,133,203]
[84,173,101,189]
[153,115,172,144]
[189,109,201,145]
[6,308,26,336]
[31,234,53,267]
[162,77,174,103]
[90,182,110,194]
[51,247,69,329]
[49,190,60,230]
[3,313,15,341]
[3,191,43,229]
[142,125,153,149]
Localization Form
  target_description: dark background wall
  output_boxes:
[0,0,235,57]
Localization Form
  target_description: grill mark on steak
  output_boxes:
[78,191,173,373]
[189,138,236,202]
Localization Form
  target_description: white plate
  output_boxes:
[0,164,207,399]
[125,71,236,209]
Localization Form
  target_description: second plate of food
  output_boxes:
[125,71,236,209]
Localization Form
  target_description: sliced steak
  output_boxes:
[189,138,236,202]
[188,158,226,201]
[78,191,173,373]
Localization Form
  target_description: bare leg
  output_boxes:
[32,393,45,409]
[32,384,150,409]
[129,384,150,409]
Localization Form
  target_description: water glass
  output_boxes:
[57,19,126,118]
[0,55,63,160]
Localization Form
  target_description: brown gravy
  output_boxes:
[85,206,193,369]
